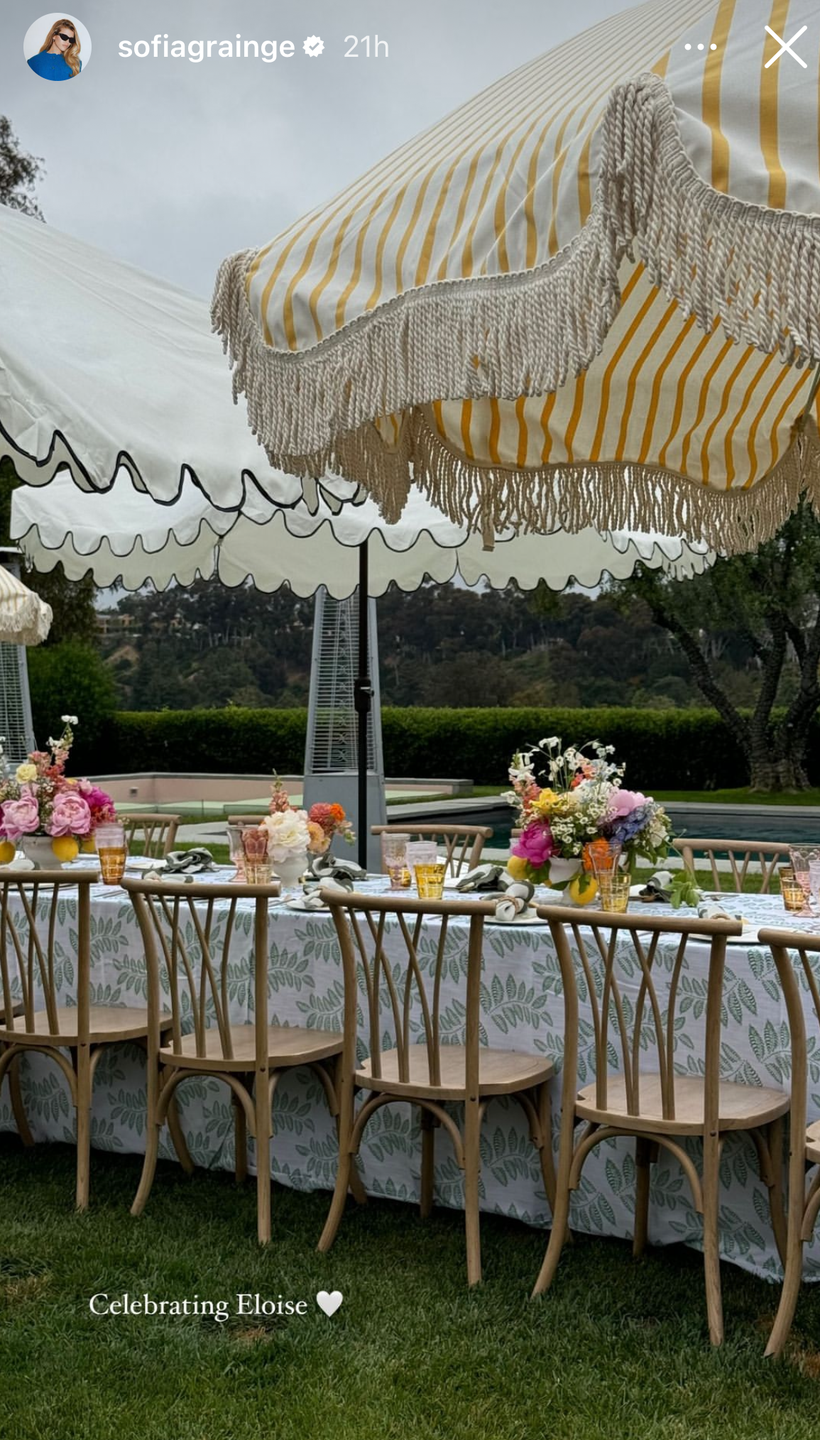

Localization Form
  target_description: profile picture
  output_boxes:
[23,14,90,81]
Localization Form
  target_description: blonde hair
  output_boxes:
[40,18,81,76]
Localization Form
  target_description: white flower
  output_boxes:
[260,809,311,861]
[61,715,78,726]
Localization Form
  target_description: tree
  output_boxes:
[0,115,43,216]
[615,500,820,791]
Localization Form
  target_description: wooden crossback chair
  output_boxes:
[120,812,180,860]
[371,824,493,879]
[318,890,557,1285]
[758,927,820,1357]
[0,871,180,1209]
[533,905,789,1346]
[673,838,791,894]
[123,877,362,1243]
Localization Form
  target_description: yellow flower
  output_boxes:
[15,763,37,783]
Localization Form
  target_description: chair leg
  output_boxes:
[766,1196,807,1357]
[255,1071,272,1245]
[319,1069,357,1253]
[633,1137,657,1259]
[535,1082,557,1214]
[764,1118,788,1269]
[463,1097,482,1286]
[75,1045,92,1212]
[165,1082,195,1175]
[233,1092,248,1184]
[8,1054,34,1148]
[532,1112,576,1298]
[420,1108,437,1219]
[702,1130,724,1346]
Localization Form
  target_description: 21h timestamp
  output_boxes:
[344,35,389,58]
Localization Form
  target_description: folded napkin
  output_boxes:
[697,899,751,927]
[162,848,217,875]
[287,890,329,911]
[305,855,367,885]
[454,864,535,905]
[493,895,532,923]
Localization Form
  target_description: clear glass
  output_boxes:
[789,848,820,896]
[597,874,631,914]
[244,859,273,885]
[405,841,437,870]
[96,823,127,885]
[382,832,411,890]
[586,840,623,879]
[227,824,246,880]
[414,862,447,900]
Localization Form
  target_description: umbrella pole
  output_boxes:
[353,540,372,870]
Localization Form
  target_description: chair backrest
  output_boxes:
[673,837,790,893]
[537,905,743,1131]
[323,890,498,1092]
[226,815,268,828]
[371,824,492,878]
[123,877,280,1062]
[120,812,181,859]
[758,927,820,1166]
[0,872,95,1040]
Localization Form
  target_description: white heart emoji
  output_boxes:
[316,1289,343,1317]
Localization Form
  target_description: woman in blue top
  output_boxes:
[27,19,82,80]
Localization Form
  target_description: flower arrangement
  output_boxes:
[0,718,116,860]
[263,775,355,859]
[506,736,671,889]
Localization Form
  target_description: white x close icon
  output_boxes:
[764,23,808,68]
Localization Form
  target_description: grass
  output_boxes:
[1,1139,820,1438]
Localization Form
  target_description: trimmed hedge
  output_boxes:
[91,706,792,790]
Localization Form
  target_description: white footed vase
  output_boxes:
[271,849,308,891]
[21,835,61,869]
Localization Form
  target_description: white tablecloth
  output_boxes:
[1,872,817,1282]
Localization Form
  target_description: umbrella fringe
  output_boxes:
[271,412,820,557]
[212,73,820,476]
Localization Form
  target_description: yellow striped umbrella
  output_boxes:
[213,0,820,552]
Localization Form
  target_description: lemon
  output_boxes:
[81,836,97,854]
[567,873,599,906]
[0,840,15,866]
[505,855,530,882]
[51,837,79,863]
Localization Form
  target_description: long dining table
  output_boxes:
[1,866,818,1283]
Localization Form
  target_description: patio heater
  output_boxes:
[0,548,38,765]
[303,557,386,871]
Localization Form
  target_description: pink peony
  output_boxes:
[77,782,117,824]
[48,791,92,838]
[608,789,647,819]
[0,788,41,842]
[512,821,554,868]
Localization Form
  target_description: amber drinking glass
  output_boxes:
[96,824,127,885]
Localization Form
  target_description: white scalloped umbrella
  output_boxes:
[213,0,820,552]
[0,203,357,515]
[0,564,51,646]
[11,470,713,595]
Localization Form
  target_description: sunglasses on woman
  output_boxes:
[56,31,75,43]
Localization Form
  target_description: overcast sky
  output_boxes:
[3,0,633,296]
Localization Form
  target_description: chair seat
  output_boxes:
[1,1005,171,1044]
[576,1072,789,1135]
[806,1120,820,1164]
[159,1023,343,1072]
[356,1044,554,1100]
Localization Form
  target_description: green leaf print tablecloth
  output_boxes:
[1,877,818,1283]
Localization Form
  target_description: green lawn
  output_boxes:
[1,1139,820,1438]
